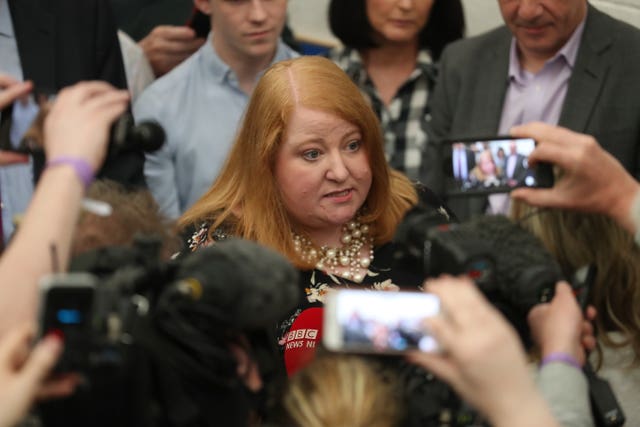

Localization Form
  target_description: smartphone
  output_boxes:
[442,136,554,197]
[323,289,440,354]
[38,273,97,372]
[187,9,210,39]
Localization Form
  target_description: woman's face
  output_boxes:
[366,0,435,45]
[274,106,372,237]
[479,151,496,175]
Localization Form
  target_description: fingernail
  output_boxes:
[42,333,63,352]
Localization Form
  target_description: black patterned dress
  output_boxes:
[187,187,454,376]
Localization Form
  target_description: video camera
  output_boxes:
[392,201,625,427]
[0,92,165,156]
[36,236,300,427]
[393,203,564,348]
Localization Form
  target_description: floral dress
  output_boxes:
[187,188,454,376]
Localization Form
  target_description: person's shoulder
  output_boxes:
[140,43,208,97]
[277,39,301,60]
[133,51,203,118]
[587,5,640,38]
[327,46,360,72]
[581,6,640,67]
[182,220,237,254]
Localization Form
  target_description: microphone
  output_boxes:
[149,238,301,392]
[282,307,323,376]
[443,215,562,309]
[166,238,301,331]
[426,215,562,348]
[110,113,165,154]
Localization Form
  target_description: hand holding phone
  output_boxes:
[0,89,55,155]
[442,136,554,197]
[323,290,441,354]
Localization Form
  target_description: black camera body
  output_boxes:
[394,204,563,348]
[37,236,300,427]
[392,204,626,427]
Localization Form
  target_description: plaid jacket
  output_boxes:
[329,47,437,181]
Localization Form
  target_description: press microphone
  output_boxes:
[167,238,301,330]
[150,238,301,393]
[110,113,165,153]
[282,307,323,376]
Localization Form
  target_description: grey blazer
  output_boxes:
[424,5,640,198]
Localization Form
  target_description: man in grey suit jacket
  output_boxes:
[424,1,640,219]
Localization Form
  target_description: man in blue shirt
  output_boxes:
[134,0,297,219]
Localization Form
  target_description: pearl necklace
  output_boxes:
[292,220,374,282]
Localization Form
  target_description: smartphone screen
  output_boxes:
[39,273,96,372]
[442,136,554,197]
[323,290,440,354]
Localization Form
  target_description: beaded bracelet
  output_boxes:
[45,156,94,189]
[540,352,581,370]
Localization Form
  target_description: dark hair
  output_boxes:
[328,0,465,61]
[73,180,181,260]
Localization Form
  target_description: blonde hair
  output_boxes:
[180,56,417,268]
[279,354,401,427]
[472,149,500,181]
[511,201,640,366]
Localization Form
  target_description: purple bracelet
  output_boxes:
[541,352,582,370]
[45,156,94,189]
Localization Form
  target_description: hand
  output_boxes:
[528,281,597,366]
[0,324,78,427]
[43,81,130,173]
[138,26,206,77]
[407,276,553,426]
[0,74,32,110]
[0,75,33,165]
[510,122,640,233]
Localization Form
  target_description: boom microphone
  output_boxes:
[429,215,562,312]
[394,211,563,347]
[61,238,301,427]
[168,238,300,329]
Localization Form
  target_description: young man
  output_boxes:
[424,0,640,219]
[134,0,297,219]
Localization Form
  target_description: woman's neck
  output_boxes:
[304,226,347,249]
[361,42,419,106]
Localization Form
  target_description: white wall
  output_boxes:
[288,0,336,45]
[288,0,640,46]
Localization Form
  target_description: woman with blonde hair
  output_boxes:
[180,55,453,375]
[274,354,402,427]
[469,150,503,188]
[511,202,640,425]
